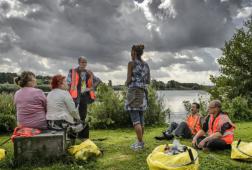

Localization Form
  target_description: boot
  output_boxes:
[163,131,174,140]
[154,136,166,140]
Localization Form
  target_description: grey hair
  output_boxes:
[210,100,222,108]
[78,56,87,63]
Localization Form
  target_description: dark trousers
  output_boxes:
[196,136,231,150]
[166,122,192,139]
[75,93,89,122]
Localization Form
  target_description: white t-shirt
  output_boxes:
[46,88,80,123]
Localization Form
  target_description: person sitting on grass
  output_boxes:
[192,100,235,151]
[14,71,47,129]
[155,102,202,140]
[46,74,88,139]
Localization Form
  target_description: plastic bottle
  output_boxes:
[172,139,180,155]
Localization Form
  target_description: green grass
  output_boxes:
[0,122,252,170]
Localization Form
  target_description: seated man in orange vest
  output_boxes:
[192,100,235,150]
[155,102,202,140]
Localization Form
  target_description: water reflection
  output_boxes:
[157,90,210,123]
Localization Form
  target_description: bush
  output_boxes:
[36,85,51,92]
[88,84,167,128]
[88,84,128,128]
[222,96,252,122]
[183,96,209,116]
[144,85,167,125]
[0,83,50,94]
[0,84,167,130]
[0,93,16,131]
[0,84,19,93]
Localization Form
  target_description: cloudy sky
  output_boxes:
[0,0,251,85]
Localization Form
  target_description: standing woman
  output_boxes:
[125,44,150,150]
[14,71,47,129]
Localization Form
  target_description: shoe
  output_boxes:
[154,136,166,140]
[163,132,174,140]
[131,141,144,151]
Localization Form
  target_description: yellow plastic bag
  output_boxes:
[147,144,199,170]
[0,148,6,160]
[68,139,101,161]
[231,140,252,161]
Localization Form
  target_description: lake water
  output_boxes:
[157,90,210,122]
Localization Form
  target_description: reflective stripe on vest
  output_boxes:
[208,113,234,144]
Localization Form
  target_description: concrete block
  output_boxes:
[13,130,66,164]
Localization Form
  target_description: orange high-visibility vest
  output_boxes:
[186,113,201,135]
[208,113,235,144]
[87,73,96,100]
[69,68,79,99]
[69,68,96,100]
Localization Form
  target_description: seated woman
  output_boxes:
[14,71,47,129]
[46,74,87,139]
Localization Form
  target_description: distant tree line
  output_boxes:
[109,79,211,91]
[0,72,51,85]
[0,72,18,84]
[150,80,211,90]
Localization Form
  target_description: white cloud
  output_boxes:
[158,0,177,19]
[236,7,252,19]
[193,56,204,63]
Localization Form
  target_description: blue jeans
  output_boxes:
[129,110,144,126]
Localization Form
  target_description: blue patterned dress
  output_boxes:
[125,59,150,111]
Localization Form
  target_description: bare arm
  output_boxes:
[192,129,206,143]
[125,61,134,86]
[201,132,222,143]
[146,64,150,84]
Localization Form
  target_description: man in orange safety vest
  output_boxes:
[155,102,203,140]
[192,100,235,150]
[67,56,101,122]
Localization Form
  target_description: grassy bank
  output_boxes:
[0,122,252,170]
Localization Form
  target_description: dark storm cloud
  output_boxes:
[3,0,150,69]
[0,0,251,76]
[146,0,244,51]
[0,1,10,13]
[0,33,14,53]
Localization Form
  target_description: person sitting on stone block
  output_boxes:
[46,74,88,139]
[155,102,203,140]
[14,71,47,130]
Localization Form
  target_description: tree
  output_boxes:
[209,18,252,103]
[0,72,17,84]
[108,80,112,87]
